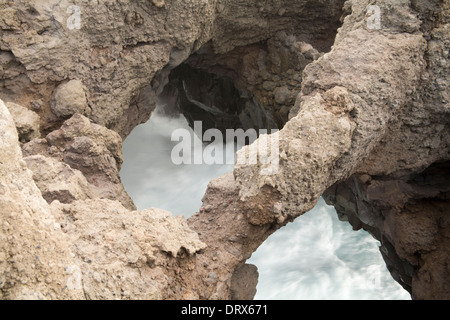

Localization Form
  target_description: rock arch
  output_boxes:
[0,0,449,299]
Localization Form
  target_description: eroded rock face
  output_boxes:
[324,162,450,299]
[50,199,206,300]
[0,0,449,300]
[169,31,324,132]
[51,80,90,119]
[22,113,135,210]
[0,0,346,137]
[0,101,207,300]
[5,102,40,142]
[0,100,84,300]
[321,0,450,300]
[24,155,96,205]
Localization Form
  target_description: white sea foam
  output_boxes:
[121,110,237,217]
[120,110,411,300]
[249,198,410,300]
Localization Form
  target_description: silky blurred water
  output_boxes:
[120,109,411,300]
[120,110,238,216]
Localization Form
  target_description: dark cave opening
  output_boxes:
[156,32,326,141]
[159,64,275,138]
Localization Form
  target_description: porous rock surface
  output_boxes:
[5,102,40,142]
[0,0,449,300]
[0,100,84,300]
[0,100,206,300]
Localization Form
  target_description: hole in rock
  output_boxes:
[120,39,409,299]
[120,106,410,300]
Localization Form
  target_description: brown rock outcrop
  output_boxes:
[0,0,346,137]
[22,113,136,210]
[51,80,90,119]
[0,0,449,300]
[5,102,40,142]
[0,100,84,300]
[0,100,206,300]
[24,155,96,205]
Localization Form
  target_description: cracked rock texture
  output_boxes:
[0,0,449,300]
[0,100,84,300]
[0,100,206,300]
[5,102,40,142]
[22,113,136,210]
[50,199,206,300]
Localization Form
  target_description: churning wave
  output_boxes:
[120,108,410,300]
[249,198,410,300]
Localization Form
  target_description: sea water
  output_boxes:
[120,109,410,300]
